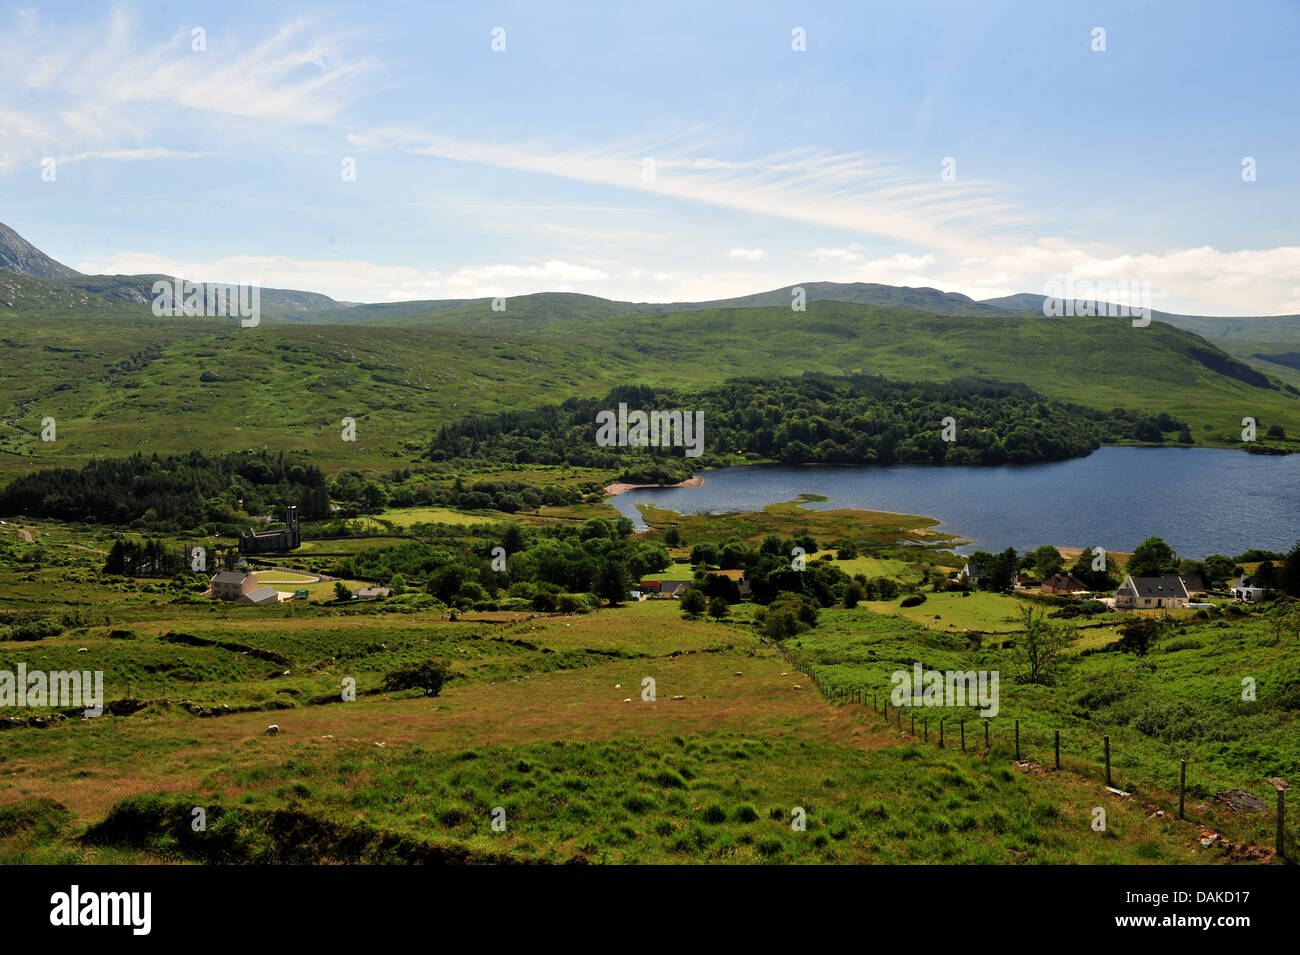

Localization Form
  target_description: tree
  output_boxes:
[381,660,451,697]
[1202,554,1235,588]
[333,581,353,602]
[1032,544,1064,579]
[1127,536,1176,577]
[1069,545,1115,591]
[663,526,682,547]
[689,543,719,566]
[843,580,864,608]
[595,558,630,606]
[1012,605,1075,685]
[1115,617,1161,656]
[680,587,707,617]
[501,524,525,554]
[707,596,729,620]
[1280,542,1300,597]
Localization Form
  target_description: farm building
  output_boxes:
[1041,573,1087,595]
[1113,575,1189,610]
[210,570,256,601]
[240,586,281,606]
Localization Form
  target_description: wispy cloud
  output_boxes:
[347,128,1033,256]
[0,7,374,166]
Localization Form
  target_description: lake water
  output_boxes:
[608,447,1300,559]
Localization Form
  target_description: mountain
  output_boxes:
[0,222,342,320]
[0,223,80,279]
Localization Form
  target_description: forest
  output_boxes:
[426,374,1191,482]
[0,450,331,528]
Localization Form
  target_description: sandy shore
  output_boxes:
[603,476,703,496]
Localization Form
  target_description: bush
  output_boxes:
[380,660,451,697]
[680,588,707,617]
[900,593,927,608]
[701,804,727,824]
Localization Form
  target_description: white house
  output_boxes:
[1113,575,1189,610]
[1228,575,1267,602]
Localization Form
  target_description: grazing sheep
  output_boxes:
[671,695,685,701]
[793,684,803,690]
[77,647,88,653]
[265,724,280,735]
[623,698,632,703]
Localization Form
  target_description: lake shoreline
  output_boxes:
[603,476,704,496]
[602,448,1300,558]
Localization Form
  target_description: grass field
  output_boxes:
[0,511,1292,865]
[0,597,1253,864]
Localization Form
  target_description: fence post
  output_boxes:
[873,691,877,713]
[1054,730,1060,771]
[1279,788,1286,860]
[984,720,989,750]
[960,720,965,752]
[1104,735,1112,788]
[910,712,915,737]
[1014,719,1020,761]
[924,717,929,743]
[896,706,901,730]
[1179,759,1186,820]
[1270,779,1289,860]
[939,718,945,748]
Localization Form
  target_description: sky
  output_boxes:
[1,0,1298,314]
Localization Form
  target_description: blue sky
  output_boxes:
[1,0,1297,312]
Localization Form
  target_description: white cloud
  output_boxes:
[0,9,373,165]
[728,247,766,261]
[74,252,615,304]
[348,129,1032,256]
[58,148,215,164]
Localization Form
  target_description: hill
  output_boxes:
[0,223,79,279]
[2,296,1296,476]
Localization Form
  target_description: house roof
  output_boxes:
[242,586,279,604]
[1179,574,1206,593]
[211,571,250,584]
[355,586,391,598]
[1123,575,1189,599]
[1042,574,1085,590]
[660,580,689,593]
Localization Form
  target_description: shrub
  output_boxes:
[900,593,926,608]
[701,804,727,824]
[380,660,451,697]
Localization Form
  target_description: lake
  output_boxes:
[608,446,1300,559]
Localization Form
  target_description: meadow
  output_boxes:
[0,511,1294,865]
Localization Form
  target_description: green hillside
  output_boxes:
[1,297,1297,477]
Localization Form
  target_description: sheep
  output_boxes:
[77,647,88,653]
[265,724,280,735]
